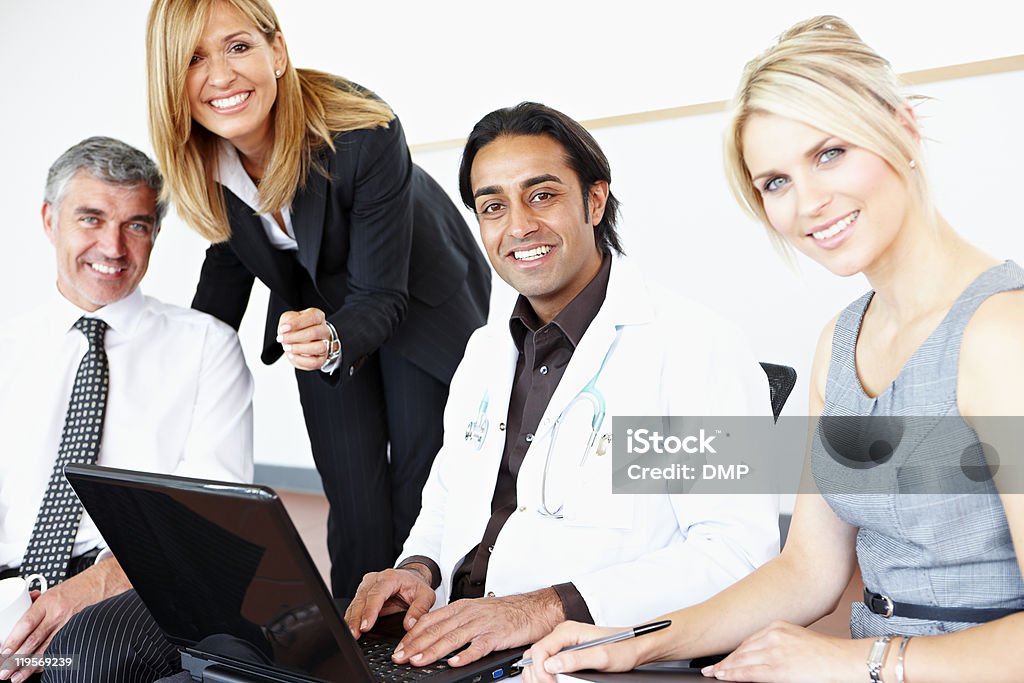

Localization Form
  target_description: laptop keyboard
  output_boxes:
[358,638,451,681]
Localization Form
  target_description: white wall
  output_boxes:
[2,1,1021,474]
[415,67,1024,415]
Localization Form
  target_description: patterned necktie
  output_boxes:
[21,317,109,587]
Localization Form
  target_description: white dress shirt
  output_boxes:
[0,287,255,570]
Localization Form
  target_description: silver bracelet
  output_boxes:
[866,635,893,683]
[895,636,913,683]
[320,320,342,371]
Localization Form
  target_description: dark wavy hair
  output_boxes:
[458,102,624,255]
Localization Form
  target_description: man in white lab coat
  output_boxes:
[345,102,778,670]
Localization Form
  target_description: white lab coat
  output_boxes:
[398,258,779,625]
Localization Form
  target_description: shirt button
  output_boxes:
[539,365,549,375]
[519,505,527,512]
[348,366,355,376]
[525,433,534,442]
[542,417,551,427]
[486,592,495,598]
[499,422,506,431]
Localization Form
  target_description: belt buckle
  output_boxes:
[870,592,895,618]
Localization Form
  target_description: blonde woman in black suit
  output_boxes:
[146,0,490,599]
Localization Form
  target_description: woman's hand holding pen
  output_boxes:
[520,621,647,683]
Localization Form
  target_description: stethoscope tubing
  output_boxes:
[464,327,624,518]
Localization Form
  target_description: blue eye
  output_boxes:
[763,176,789,193]
[818,147,844,164]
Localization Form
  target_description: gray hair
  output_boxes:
[44,136,167,227]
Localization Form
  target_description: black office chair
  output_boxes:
[759,362,798,547]
[759,362,797,422]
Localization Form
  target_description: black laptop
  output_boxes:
[64,464,524,683]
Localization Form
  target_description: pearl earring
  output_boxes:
[275,69,282,78]
[908,159,917,170]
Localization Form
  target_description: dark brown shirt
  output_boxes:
[404,253,612,623]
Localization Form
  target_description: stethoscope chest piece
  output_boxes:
[465,392,490,450]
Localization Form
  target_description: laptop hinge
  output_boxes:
[182,651,271,682]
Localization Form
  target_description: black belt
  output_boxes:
[864,587,1022,623]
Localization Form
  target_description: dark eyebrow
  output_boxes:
[521,174,562,190]
[473,174,564,201]
[473,185,502,201]
[749,136,832,184]
[127,214,157,225]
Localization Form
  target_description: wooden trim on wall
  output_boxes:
[899,54,1024,85]
[410,55,1024,154]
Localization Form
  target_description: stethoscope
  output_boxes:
[464,328,621,518]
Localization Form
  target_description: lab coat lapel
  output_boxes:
[531,316,615,448]
[530,258,650,445]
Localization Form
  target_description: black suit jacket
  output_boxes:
[192,115,490,385]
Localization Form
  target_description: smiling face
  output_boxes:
[43,171,158,311]
[742,113,912,277]
[185,0,286,159]
[470,134,608,323]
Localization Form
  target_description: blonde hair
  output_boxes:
[723,15,930,255]
[146,0,395,242]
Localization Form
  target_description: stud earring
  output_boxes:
[275,69,282,78]
[909,159,917,170]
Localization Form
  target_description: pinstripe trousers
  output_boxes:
[294,345,450,598]
[42,590,178,682]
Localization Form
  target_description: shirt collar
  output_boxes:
[508,251,612,350]
[217,140,262,213]
[50,285,146,338]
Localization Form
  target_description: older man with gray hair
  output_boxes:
[0,137,253,683]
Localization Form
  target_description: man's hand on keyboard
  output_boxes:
[346,566,437,638]
[390,588,565,668]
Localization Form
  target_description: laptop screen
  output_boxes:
[66,465,370,682]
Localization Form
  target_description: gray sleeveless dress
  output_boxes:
[812,261,1024,637]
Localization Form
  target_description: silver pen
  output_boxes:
[514,619,671,669]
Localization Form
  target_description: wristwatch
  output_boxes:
[866,635,893,682]
[321,320,342,371]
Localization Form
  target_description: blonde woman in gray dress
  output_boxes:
[521,15,1024,683]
